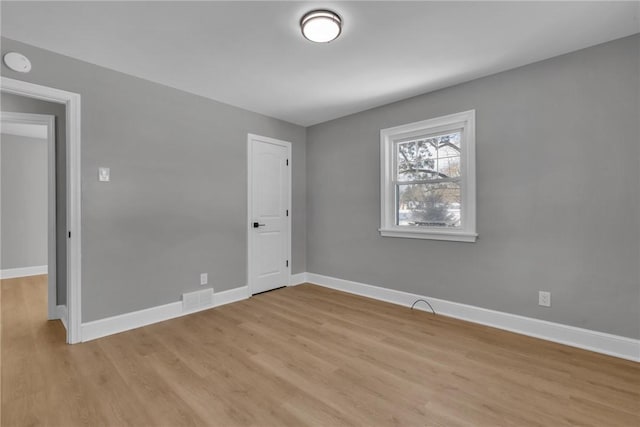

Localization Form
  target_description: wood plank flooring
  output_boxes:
[2,275,639,426]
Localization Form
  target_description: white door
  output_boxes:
[248,134,291,294]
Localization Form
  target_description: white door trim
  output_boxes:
[1,77,82,344]
[0,112,57,320]
[247,133,292,295]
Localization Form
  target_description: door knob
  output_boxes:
[253,222,266,228]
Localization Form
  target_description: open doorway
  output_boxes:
[0,112,57,320]
[0,78,82,344]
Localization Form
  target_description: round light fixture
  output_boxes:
[300,10,342,43]
[3,52,32,73]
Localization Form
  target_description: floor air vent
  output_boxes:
[182,288,214,312]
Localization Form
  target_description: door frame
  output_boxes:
[0,112,57,319]
[1,77,82,344]
[246,133,292,295]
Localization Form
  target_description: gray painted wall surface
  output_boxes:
[1,94,67,305]
[1,133,48,268]
[1,37,306,322]
[306,35,640,339]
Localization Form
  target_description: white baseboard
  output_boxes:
[305,273,640,362]
[0,265,48,279]
[81,286,250,342]
[78,274,640,362]
[215,285,251,306]
[290,272,307,286]
[57,305,68,330]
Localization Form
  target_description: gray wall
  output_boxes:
[1,93,67,305]
[2,34,636,338]
[1,37,306,322]
[1,133,48,269]
[306,35,640,339]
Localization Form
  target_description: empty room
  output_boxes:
[0,1,638,426]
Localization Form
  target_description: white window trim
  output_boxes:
[379,110,477,242]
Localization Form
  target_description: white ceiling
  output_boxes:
[2,1,638,126]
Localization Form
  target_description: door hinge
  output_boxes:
[68,231,71,238]
[286,159,289,166]
[286,209,289,217]
[286,260,289,267]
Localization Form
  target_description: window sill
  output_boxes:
[379,228,477,242]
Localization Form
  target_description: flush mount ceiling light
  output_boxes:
[300,10,342,43]
[3,52,31,73]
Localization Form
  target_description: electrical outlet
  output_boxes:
[538,291,551,307]
[200,273,208,286]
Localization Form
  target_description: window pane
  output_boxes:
[396,140,437,181]
[397,131,461,182]
[397,182,461,228]
[437,156,460,178]
[436,132,461,154]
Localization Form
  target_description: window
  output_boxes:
[380,110,476,242]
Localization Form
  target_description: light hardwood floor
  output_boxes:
[2,275,639,426]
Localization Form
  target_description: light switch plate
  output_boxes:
[98,167,110,182]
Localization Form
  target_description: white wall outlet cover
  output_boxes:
[538,291,551,307]
[200,273,208,285]
[3,52,32,73]
[98,167,110,182]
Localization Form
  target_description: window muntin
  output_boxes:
[395,131,462,228]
